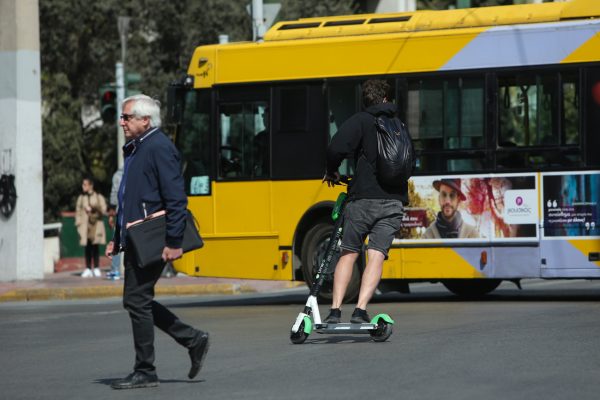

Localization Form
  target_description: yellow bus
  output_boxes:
[169,0,600,298]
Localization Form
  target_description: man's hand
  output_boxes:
[162,247,183,262]
[322,171,341,187]
[105,241,114,258]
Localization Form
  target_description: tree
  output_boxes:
[278,0,356,20]
[38,0,362,221]
[40,0,122,219]
[41,73,85,221]
[417,0,516,9]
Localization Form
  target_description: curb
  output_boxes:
[0,283,257,302]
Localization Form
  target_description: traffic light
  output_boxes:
[99,84,117,123]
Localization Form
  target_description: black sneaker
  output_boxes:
[324,308,341,324]
[111,372,159,390]
[188,331,210,379]
[350,308,371,324]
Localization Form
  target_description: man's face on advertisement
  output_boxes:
[439,183,459,220]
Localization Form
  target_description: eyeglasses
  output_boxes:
[119,113,136,122]
[439,191,458,200]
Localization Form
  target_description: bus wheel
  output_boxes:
[442,279,502,297]
[301,222,361,303]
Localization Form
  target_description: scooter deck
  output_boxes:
[314,323,377,334]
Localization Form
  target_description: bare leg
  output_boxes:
[356,249,385,310]
[331,250,359,309]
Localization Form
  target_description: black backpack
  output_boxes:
[373,115,415,186]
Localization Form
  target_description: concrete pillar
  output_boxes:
[0,0,43,281]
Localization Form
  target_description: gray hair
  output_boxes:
[123,94,162,127]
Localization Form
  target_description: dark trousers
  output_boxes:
[84,240,99,269]
[123,252,199,376]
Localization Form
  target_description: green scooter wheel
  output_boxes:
[290,318,311,344]
[370,319,393,342]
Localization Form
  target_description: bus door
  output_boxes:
[176,86,286,280]
[538,68,600,277]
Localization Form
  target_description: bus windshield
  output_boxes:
[176,90,211,195]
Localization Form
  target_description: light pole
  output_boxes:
[252,0,266,42]
[116,16,130,169]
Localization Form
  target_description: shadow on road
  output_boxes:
[302,335,388,345]
[169,286,600,309]
[171,290,309,308]
[93,377,205,387]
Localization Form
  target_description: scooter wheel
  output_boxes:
[370,320,393,342]
[290,321,309,344]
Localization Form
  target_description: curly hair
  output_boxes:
[362,79,391,107]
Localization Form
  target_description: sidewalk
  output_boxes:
[0,268,305,302]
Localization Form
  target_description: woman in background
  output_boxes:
[76,177,107,277]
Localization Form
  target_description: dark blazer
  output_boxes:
[113,127,187,251]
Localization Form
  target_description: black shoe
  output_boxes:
[324,308,341,324]
[188,331,210,379]
[111,372,159,390]
[350,308,371,324]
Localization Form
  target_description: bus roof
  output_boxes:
[188,0,600,88]
[265,0,599,41]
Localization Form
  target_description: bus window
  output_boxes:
[407,77,485,173]
[456,78,484,149]
[498,73,556,148]
[271,83,327,179]
[408,79,443,152]
[218,101,269,179]
[279,87,307,132]
[586,67,600,167]
[497,71,582,170]
[562,71,580,146]
[177,90,211,195]
[328,80,360,176]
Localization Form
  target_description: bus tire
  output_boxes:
[442,279,502,297]
[301,222,361,303]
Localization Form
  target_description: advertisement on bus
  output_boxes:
[396,173,538,243]
[542,171,600,239]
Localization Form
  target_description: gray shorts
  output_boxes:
[341,198,404,258]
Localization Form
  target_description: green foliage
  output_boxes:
[41,73,85,221]
[417,0,515,9]
[278,0,356,20]
[38,0,368,221]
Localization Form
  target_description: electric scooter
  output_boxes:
[290,178,394,344]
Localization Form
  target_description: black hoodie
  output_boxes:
[326,102,408,203]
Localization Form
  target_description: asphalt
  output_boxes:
[0,267,305,302]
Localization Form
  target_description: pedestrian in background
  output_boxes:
[106,167,123,280]
[106,94,209,390]
[75,177,107,278]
